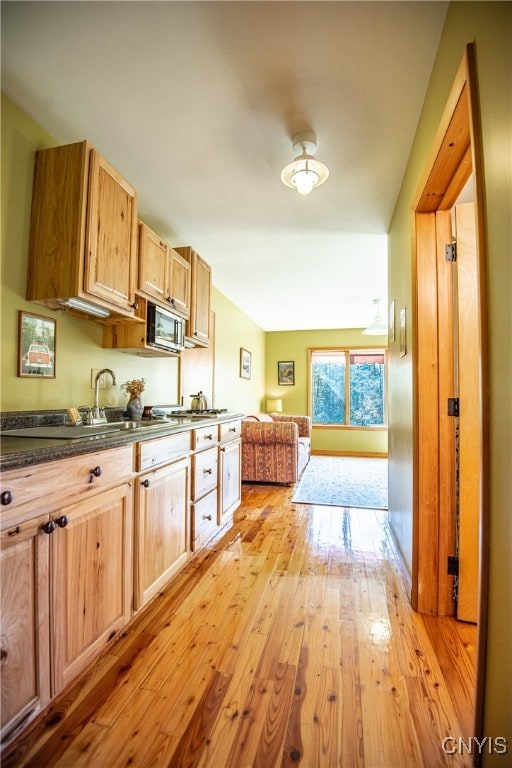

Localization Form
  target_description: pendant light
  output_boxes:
[363,298,387,335]
[281,131,329,195]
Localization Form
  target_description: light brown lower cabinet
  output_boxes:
[1,511,50,743]
[1,421,241,746]
[218,436,241,527]
[0,446,133,744]
[134,456,190,611]
[50,483,133,693]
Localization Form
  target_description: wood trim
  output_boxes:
[411,43,489,752]
[435,210,456,617]
[311,450,388,458]
[414,212,440,616]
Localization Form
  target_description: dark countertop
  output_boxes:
[0,412,244,472]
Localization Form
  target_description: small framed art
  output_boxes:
[18,310,56,378]
[240,347,251,379]
[278,360,295,386]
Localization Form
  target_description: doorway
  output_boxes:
[411,42,489,736]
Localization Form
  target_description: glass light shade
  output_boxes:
[266,398,283,413]
[291,167,319,195]
[281,153,329,195]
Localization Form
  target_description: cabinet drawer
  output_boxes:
[137,431,191,472]
[219,419,241,443]
[0,445,134,525]
[192,446,218,501]
[192,489,218,551]
[192,424,217,452]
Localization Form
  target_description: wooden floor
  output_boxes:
[5,483,477,768]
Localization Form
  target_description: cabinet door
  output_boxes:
[50,483,133,694]
[168,247,191,318]
[134,457,190,610]
[85,149,138,311]
[191,253,211,345]
[218,439,241,526]
[138,221,169,304]
[1,514,50,741]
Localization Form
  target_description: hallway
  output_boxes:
[6,483,476,767]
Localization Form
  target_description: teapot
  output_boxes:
[190,391,208,411]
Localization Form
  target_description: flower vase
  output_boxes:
[127,395,143,421]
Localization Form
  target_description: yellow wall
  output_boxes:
[211,287,265,413]
[265,328,388,454]
[387,2,511,758]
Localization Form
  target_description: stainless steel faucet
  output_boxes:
[92,368,116,424]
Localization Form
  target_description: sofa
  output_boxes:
[241,413,312,485]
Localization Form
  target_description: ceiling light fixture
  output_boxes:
[281,131,329,195]
[363,298,387,336]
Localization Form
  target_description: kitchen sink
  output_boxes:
[110,420,178,430]
[0,419,178,440]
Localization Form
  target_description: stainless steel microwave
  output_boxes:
[147,303,185,353]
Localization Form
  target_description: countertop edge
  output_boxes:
[0,414,244,473]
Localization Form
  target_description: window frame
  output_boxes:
[308,346,388,430]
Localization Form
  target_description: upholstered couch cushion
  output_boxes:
[241,413,312,484]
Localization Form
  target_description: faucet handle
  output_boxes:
[78,406,93,425]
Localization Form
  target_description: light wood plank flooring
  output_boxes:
[4,483,476,767]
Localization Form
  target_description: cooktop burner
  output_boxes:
[169,408,228,416]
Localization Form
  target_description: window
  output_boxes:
[310,348,387,427]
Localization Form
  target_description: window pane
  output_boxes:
[349,352,385,426]
[312,352,346,424]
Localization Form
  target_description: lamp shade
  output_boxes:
[266,398,283,413]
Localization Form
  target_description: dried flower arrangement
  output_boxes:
[121,377,146,397]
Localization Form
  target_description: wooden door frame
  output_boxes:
[410,43,489,744]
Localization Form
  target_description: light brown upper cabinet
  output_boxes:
[175,246,211,346]
[138,222,190,318]
[27,141,138,321]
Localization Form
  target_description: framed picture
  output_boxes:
[240,347,251,379]
[399,306,407,357]
[18,310,56,378]
[278,360,295,386]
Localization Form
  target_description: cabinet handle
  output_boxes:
[141,479,150,488]
[203,467,213,475]
[55,515,69,528]
[7,526,20,537]
[204,434,213,441]
[131,301,139,310]
[90,466,103,479]
[167,296,176,306]
[42,520,56,535]
[202,514,212,521]
[229,427,237,433]
[1,490,13,506]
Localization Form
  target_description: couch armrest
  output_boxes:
[271,414,312,438]
[241,420,299,445]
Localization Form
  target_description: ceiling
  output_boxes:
[1,1,448,331]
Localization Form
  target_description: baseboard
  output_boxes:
[311,450,388,458]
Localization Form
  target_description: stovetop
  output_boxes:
[169,408,229,418]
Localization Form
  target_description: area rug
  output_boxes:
[292,455,388,510]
